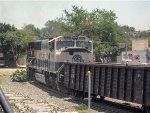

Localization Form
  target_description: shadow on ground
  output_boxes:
[29,80,142,113]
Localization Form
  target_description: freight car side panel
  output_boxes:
[84,66,90,92]
[105,67,112,97]
[64,64,70,88]
[70,65,76,89]
[133,69,144,104]
[118,68,125,100]
[125,68,133,102]
[99,67,106,96]
[94,67,100,95]
[64,62,150,107]
[111,68,118,98]
[91,66,95,94]
[75,65,81,90]
[145,70,150,106]
[79,65,85,91]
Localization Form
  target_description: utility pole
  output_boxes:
[87,70,91,113]
[125,32,128,59]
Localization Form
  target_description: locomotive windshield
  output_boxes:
[57,41,74,50]
[76,41,92,51]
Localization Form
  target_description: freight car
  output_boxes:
[27,35,93,89]
[64,62,150,112]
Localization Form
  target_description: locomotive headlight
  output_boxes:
[72,55,82,62]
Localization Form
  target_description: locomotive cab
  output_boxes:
[55,36,93,63]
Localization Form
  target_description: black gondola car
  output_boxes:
[64,62,150,112]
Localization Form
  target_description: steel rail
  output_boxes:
[0,87,14,113]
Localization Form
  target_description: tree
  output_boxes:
[4,29,37,67]
[122,25,135,33]
[23,24,41,38]
[138,31,150,38]
[0,23,16,47]
[0,23,16,65]
[0,23,38,67]
[40,20,62,39]
[59,6,125,62]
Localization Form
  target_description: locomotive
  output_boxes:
[27,35,93,89]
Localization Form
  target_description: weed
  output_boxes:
[11,69,28,82]
[75,103,88,111]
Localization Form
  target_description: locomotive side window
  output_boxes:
[76,41,92,51]
[49,41,55,51]
[34,41,41,50]
[56,41,74,50]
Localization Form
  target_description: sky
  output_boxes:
[0,0,150,31]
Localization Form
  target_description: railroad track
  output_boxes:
[0,75,75,113]
[32,80,142,113]
[1,76,142,113]
[2,89,64,113]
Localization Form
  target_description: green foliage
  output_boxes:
[0,22,38,67]
[4,29,37,64]
[74,104,88,111]
[23,24,41,38]
[0,23,16,33]
[40,20,62,39]
[5,29,37,47]
[94,42,119,60]
[58,6,125,60]
[122,25,135,33]
[11,69,28,82]
[138,31,150,38]
[0,23,16,52]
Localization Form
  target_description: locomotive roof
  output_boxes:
[48,36,62,42]
[29,35,91,44]
[48,35,91,42]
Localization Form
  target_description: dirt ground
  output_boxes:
[0,68,25,84]
[0,68,19,76]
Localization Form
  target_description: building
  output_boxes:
[117,38,150,64]
[132,38,150,51]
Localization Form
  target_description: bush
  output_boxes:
[75,103,88,111]
[11,69,28,82]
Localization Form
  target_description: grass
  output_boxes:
[78,111,88,113]
[74,104,88,113]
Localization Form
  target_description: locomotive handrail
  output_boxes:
[55,63,65,91]
[56,63,64,74]
[27,57,34,67]
[56,63,65,82]
[0,87,14,113]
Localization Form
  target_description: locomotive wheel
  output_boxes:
[100,96,105,101]
[52,76,57,90]
[74,91,85,99]
[91,94,97,102]
[28,68,35,80]
[49,73,58,90]
[45,72,50,87]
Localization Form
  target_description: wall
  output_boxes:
[132,38,149,51]
[17,55,26,65]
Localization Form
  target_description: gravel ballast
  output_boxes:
[0,68,140,113]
